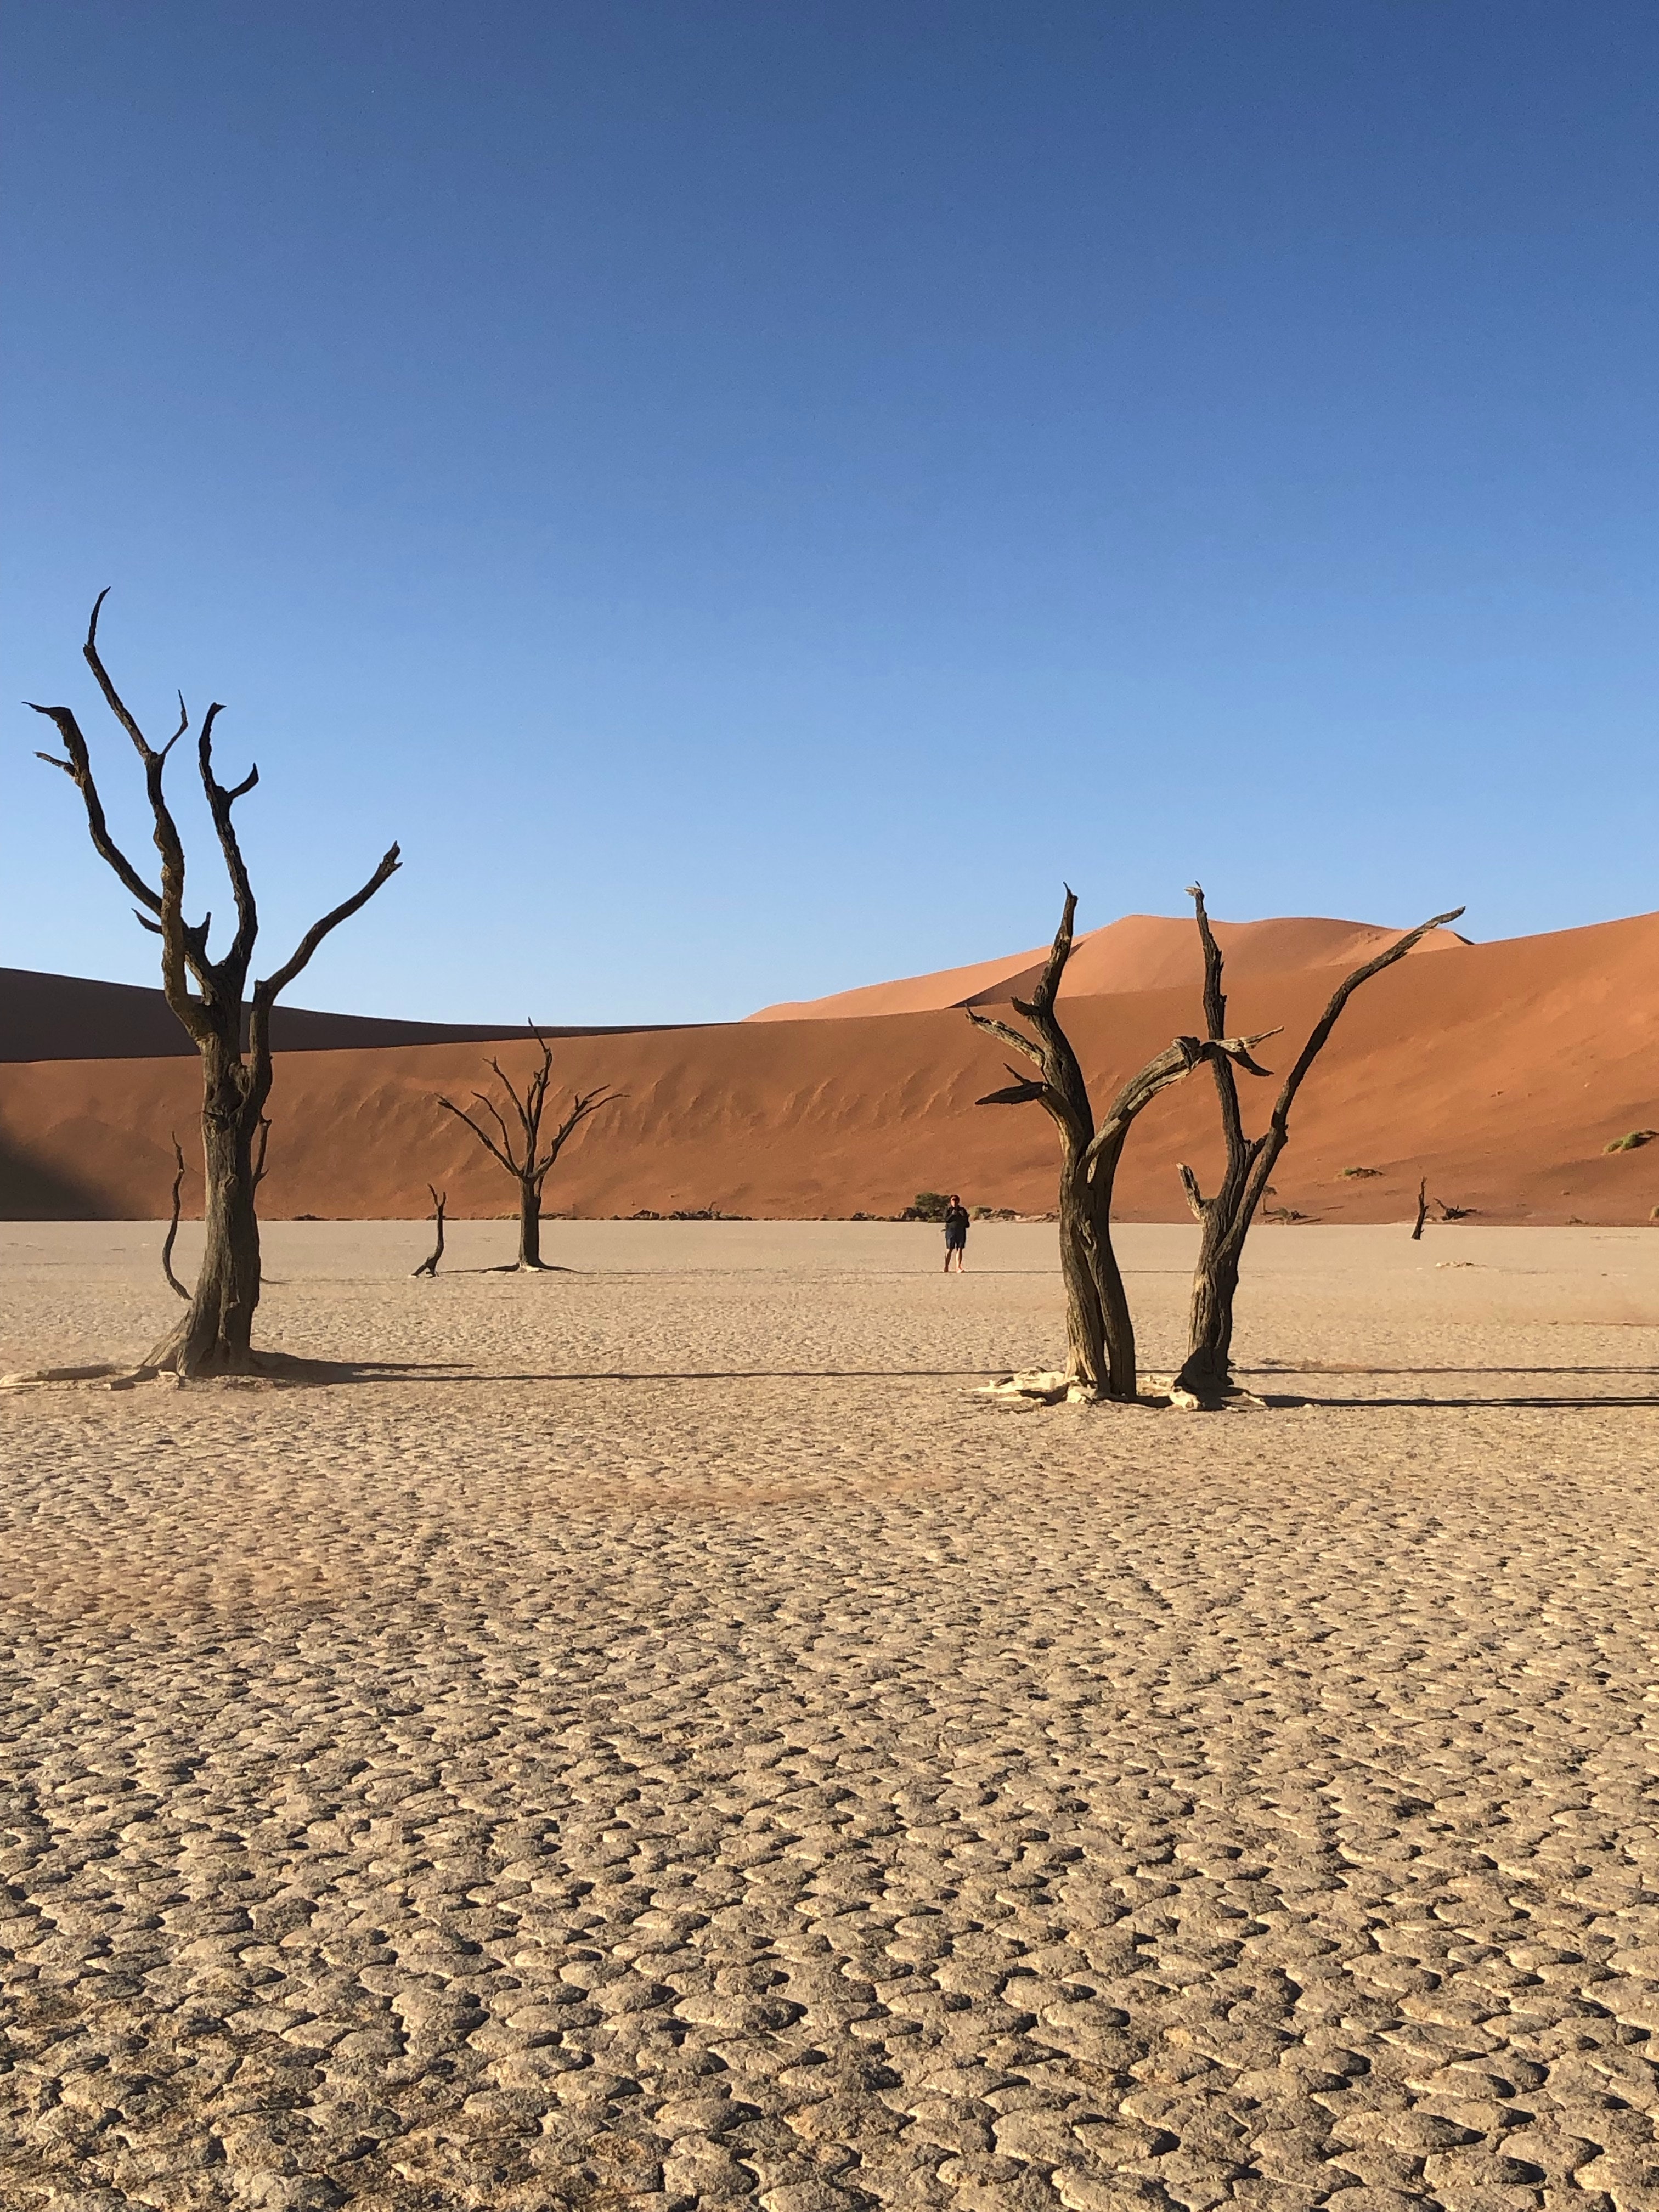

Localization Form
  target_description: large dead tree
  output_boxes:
[31,594,399,1375]
[437,1029,617,1269]
[1175,885,1463,1402]
[969,889,1277,1399]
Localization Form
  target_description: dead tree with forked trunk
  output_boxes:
[437,1030,618,1270]
[969,889,1279,1399]
[1175,886,1464,1403]
[31,593,400,1376]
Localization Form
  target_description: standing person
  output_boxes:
[943,1194,970,1273]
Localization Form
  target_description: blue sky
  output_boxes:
[3,1,1654,1024]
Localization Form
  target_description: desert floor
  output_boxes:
[2,1220,1657,2212]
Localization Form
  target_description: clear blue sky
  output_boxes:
[3,1,1654,1024]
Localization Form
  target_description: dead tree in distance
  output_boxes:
[413,1186,447,1278]
[969,888,1279,1399]
[437,1029,618,1270]
[1175,886,1464,1403]
[161,1133,190,1300]
[31,593,399,1375]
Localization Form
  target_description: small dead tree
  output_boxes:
[161,1133,190,1300]
[437,1029,617,1270]
[1175,886,1464,1402]
[31,594,399,1375]
[968,889,1278,1399]
[412,1186,447,1278]
[1412,1177,1430,1241]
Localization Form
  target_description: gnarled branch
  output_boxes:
[413,1186,447,1277]
[162,1133,190,1300]
[247,843,402,1065]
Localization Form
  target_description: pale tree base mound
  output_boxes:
[2,1362,179,1394]
[976,1370,1166,1409]
[975,1370,1268,1411]
[1141,1374,1268,1413]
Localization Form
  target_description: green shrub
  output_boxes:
[905,1190,951,1222]
[1605,1130,1657,1153]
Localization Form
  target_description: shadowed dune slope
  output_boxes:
[1,912,1654,1226]
[0,967,685,1063]
[748,911,1470,1020]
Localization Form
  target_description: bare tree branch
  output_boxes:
[436,1096,518,1176]
[977,1079,1049,1107]
[247,843,402,1064]
[162,1132,190,1300]
[413,1186,447,1277]
[1261,911,1464,1153]
[29,705,164,917]
[531,1085,622,1184]
[196,701,260,984]
[964,1011,1046,1071]
[1176,894,1465,1400]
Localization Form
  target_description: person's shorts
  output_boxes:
[945,1229,967,1251]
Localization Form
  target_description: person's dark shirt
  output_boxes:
[943,1204,970,1240]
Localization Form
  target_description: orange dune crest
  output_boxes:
[749,911,1469,1021]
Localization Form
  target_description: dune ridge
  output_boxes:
[2,910,1654,1227]
[748,910,1471,1022]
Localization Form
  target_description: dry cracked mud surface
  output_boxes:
[1,1220,1657,2212]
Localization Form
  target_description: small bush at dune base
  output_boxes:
[902,1190,951,1222]
[1605,1130,1657,1153]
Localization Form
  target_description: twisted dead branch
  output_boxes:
[161,1133,189,1301]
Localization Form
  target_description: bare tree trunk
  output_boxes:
[148,1044,265,1373]
[518,1177,546,1270]
[1175,888,1463,1403]
[1182,1207,1248,1398]
[1412,1177,1429,1241]
[1055,1138,1108,1392]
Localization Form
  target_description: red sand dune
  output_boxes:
[1,911,1655,1227]
[748,912,1469,1021]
